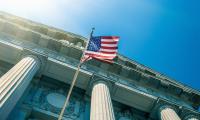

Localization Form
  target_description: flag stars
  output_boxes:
[87,36,101,52]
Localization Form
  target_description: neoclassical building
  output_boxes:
[0,11,199,120]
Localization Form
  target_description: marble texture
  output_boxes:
[160,107,181,120]
[90,81,115,120]
[0,56,40,120]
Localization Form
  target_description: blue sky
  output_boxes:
[0,0,200,90]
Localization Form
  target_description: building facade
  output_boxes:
[0,11,199,120]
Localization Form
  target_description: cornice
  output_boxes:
[0,11,200,111]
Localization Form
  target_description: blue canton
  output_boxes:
[87,36,101,52]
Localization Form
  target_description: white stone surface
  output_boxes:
[188,118,199,120]
[160,107,181,120]
[0,56,40,120]
[90,82,115,120]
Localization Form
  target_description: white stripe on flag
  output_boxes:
[100,49,117,52]
[88,55,115,59]
[101,39,119,42]
[85,51,116,57]
[101,44,118,47]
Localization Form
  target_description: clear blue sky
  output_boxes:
[0,0,200,90]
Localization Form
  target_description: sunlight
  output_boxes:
[0,0,103,36]
[0,0,96,35]
[0,0,95,16]
[0,0,58,17]
[1,0,52,10]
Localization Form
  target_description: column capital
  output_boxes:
[91,74,112,85]
[22,55,40,64]
[183,114,200,120]
[158,104,181,120]
[150,98,181,120]
[86,74,113,95]
[180,107,200,120]
[21,49,48,77]
[158,104,179,113]
[21,51,46,68]
[92,79,110,88]
[154,99,180,115]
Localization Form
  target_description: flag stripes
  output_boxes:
[82,36,119,63]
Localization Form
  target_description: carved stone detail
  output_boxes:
[180,108,200,120]
[117,110,133,120]
[183,114,199,120]
[23,80,85,119]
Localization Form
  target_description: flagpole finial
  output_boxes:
[90,27,95,37]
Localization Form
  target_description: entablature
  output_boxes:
[0,11,199,113]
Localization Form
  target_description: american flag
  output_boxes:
[81,36,119,63]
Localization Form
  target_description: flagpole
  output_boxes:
[58,28,94,120]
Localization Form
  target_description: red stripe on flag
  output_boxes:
[82,35,119,63]
[101,41,118,44]
[101,36,119,39]
[85,53,115,59]
[93,57,113,64]
[101,46,118,49]
[100,51,117,54]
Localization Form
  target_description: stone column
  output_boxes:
[186,117,199,120]
[90,81,115,120]
[159,106,181,120]
[183,115,199,120]
[0,56,40,120]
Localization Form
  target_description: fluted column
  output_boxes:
[187,117,199,120]
[184,115,199,120]
[0,56,40,120]
[159,106,181,120]
[90,81,115,120]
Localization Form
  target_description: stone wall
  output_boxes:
[9,75,150,120]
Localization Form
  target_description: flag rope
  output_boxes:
[57,28,95,120]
